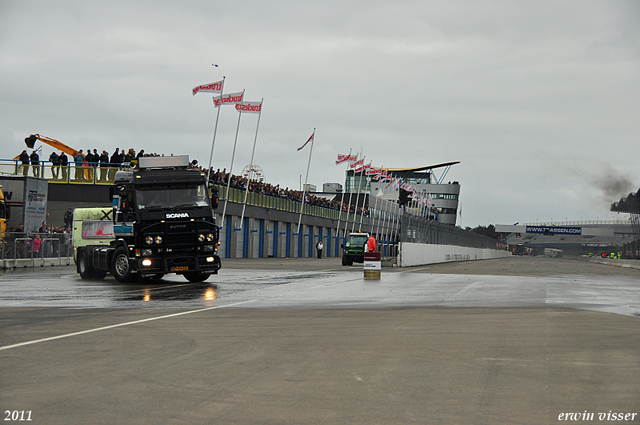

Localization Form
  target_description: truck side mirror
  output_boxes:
[209,185,219,210]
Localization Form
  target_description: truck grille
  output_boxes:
[164,220,218,247]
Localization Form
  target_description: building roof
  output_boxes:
[378,161,460,173]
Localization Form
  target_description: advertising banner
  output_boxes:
[525,226,582,235]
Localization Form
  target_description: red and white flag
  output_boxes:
[336,153,357,165]
[355,161,371,173]
[336,154,351,164]
[235,100,263,114]
[349,157,364,169]
[192,80,224,96]
[366,167,382,177]
[297,132,314,151]
[214,92,244,107]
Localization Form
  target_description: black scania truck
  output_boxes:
[75,155,221,283]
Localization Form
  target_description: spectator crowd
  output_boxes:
[14,146,370,231]
[206,167,370,217]
[9,211,74,259]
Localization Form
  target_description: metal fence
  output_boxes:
[400,213,500,249]
[1,232,73,261]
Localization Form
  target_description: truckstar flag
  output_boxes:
[213,92,244,107]
[235,100,263,114]
[349,158,365,169]
[336,153,357,164]
[192,80,224,96]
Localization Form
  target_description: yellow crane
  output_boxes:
[23,134,80,157]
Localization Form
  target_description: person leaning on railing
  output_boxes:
[74,150,85,181]
[49,151,60,179]
[18,150,29,176]
[99,150,109,182]
[59,151,68,181]
[30,150,40,177]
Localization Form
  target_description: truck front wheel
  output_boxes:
[112,247,133,283]
[184,271,210,283]
[78,248,95,280]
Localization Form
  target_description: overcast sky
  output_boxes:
[1,1,639,227]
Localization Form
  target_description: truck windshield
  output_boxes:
[136,185,211,210]
[346,235,368,247]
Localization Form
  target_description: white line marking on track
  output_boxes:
[0,273,353,352]
[0,299,257,352]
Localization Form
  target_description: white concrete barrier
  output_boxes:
[590,257,640,270]
[398,242,511,267]
[0,257,74,269]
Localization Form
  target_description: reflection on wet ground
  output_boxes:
[0,267,339,309]
[3,260,640,317]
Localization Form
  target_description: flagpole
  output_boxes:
[296,128,315,234]
[240,98,264,227]
[335,148,352,242]
[357,165,367,233]
[391,202,400,256]
[351,157,365,233]
[344,157,357,236]
[206,76,225,183]
[371,165,382,238]
[220,89,245,229]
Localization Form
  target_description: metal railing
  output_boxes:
[1,159,377,225]
[1,159,123,185]
[0,232,73,262]
[401,213,501,249]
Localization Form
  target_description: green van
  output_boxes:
[341,232,369,266]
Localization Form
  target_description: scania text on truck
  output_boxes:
[74,155,221,282]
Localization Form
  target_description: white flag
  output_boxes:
[192,80,223,96]
[213,92,244,107]
[235,100,263,114]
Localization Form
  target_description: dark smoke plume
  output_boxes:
[592,164,635,201]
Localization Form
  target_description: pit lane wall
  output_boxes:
[398,242,511,267]
[590,257,640,271]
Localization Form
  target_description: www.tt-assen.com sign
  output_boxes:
[526,226,582,235]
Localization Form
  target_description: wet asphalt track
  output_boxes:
[1,256,640,316]
[1,256,639,424]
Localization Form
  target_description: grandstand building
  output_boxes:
[345,162,461,225]
[496,221,637,256]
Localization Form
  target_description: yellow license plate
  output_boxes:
[171,266,189,271]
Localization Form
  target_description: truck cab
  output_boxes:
[341,232,369,266]
[74,155,221,283]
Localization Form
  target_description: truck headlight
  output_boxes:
[142,258,152,267]
[207,233,214,242]
[198,234,205,242]
[145,236,154,245]
[155,236,163,244]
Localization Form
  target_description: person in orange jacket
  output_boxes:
[367,234,376,252]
